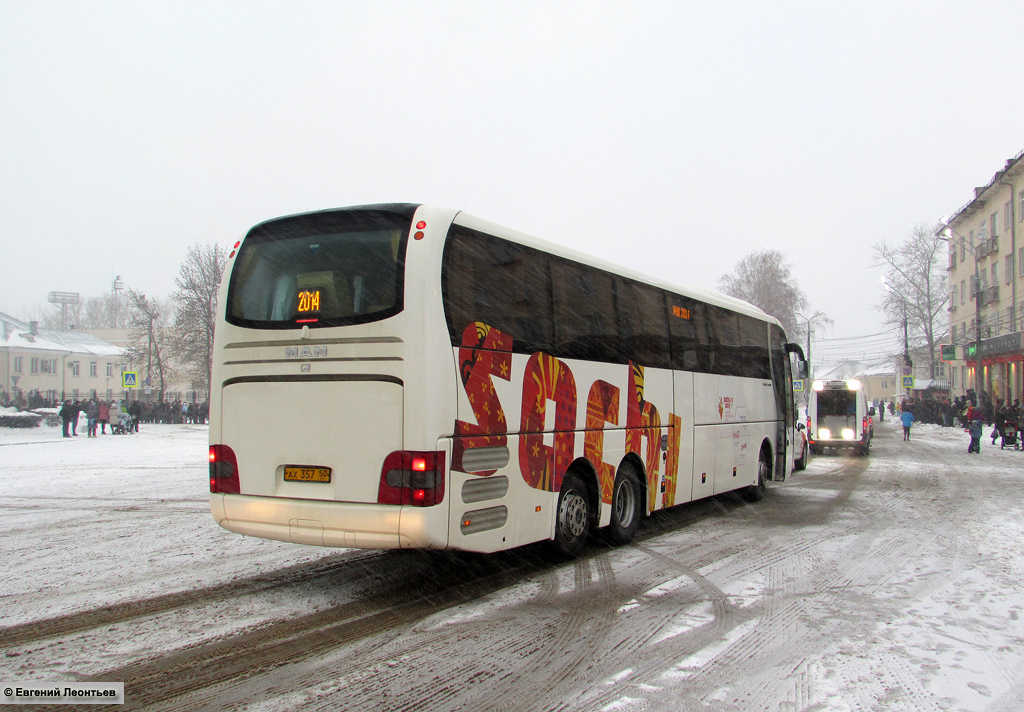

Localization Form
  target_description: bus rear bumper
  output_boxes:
[210,494,448,549]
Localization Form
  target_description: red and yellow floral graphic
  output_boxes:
[625,362,662,512]
[584,380,620,504]
[452,322,512,476]
[519,352,577,492]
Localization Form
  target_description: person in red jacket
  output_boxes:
[98,401,109,434]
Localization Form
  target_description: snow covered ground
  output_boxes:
[0,421,338,627]
[2,416,1024,711]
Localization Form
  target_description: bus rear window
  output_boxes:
[226,208,413,329]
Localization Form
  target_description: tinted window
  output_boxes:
[442,226,553,354]
[668,297,709,372]
[615,278,672,369]
[707,306,740,375]
[443,224,767,375]
[226,207,413,329]
[739,315,771,379]
[705,307,771,378]
[550,257,622,363]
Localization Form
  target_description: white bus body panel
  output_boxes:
[221,379,403,503]
[210,204,789,553]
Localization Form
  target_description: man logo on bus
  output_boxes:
[285,346,328,358]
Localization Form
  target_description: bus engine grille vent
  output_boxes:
[460,506,508,535]
[461,476,510,503]
[460,445,510,473]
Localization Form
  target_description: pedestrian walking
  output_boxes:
[968,406,984,454]
[70,400,80,436]
[901,407,914,441]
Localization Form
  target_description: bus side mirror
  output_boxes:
[869,407,876,416]
[797,360,809,380]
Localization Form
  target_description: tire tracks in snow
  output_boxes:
[0,550,385,648]
[80,547,571,710]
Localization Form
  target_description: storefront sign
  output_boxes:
[980,332,1022,357]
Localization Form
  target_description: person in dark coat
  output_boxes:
[70,400,80,436]
[59,400,73,438]
[128,400,142,433]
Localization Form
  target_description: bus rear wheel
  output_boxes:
[553,473,592,557]
[605,467,641,545]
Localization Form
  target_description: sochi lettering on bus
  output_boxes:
[452,321,684,508]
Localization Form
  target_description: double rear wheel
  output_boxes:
[553,466,643,556]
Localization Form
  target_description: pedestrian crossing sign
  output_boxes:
[123,372,138,388]
[793,379,804,392]
[901,376,914,389]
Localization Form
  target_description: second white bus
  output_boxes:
[209,204,808,556]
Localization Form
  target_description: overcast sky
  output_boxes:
[2,1,1023,359]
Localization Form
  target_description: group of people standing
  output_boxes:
[59,398,141,438]
[885,391,1021,454]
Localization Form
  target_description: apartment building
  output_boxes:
[1,312,126,405]
[945,149,1024,405]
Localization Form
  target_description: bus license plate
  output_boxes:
[284,466,332,483]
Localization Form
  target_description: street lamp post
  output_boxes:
[111,275,124,328]
[795,311,829,381]
[936,227,983,401]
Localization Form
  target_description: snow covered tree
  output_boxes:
[171,243,227,402]
[718,249,808,336]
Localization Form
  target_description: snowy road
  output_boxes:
[2,419,1024,710]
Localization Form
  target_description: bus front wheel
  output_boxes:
[743,451,770,502]
[553,473,592,557]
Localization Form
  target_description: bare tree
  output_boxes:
[718,249,808,336]
[39,301,82,329]
[873,223,950,378]
[125,289,174,401]
[172,243,227,402]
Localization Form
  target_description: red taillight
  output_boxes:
[378,450,445,506]
[210,444,241,494]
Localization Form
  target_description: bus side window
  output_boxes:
[442,226,554,354]
[551,257,621,363]
[669,296,708,373]
[505,248,553,355]
[615,279,671,369]
[739,315,771,379]
[707,306,741,376]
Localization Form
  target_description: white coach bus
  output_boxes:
[209,204,807,556]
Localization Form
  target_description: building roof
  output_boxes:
[947,147,1024,227]
[1,312,124,358]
